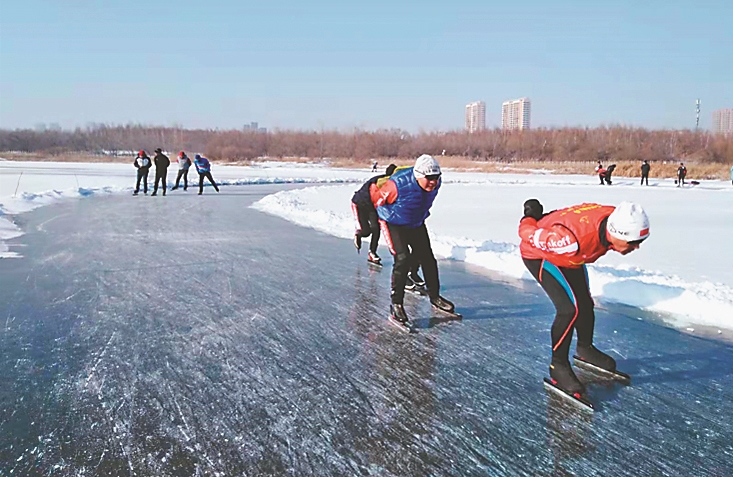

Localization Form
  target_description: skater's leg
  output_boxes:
[205,172,219,192]
[524,259,578,362]
[409,224,440,299]
[383,222,410,305]
[198,173,205,194]
[367,208,380,254]
[183,169,188,190]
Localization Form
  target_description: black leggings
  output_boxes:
[381,222,439,304]
[198,172,219,193]
[352,203,380,254]
[135,169,148,193]
[523,258,595,362]
[174,168,189,189]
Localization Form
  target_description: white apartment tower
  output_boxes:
[502,98,531,131]
[712,109,733,136]
[465,101,486,133]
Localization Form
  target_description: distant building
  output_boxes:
[243,122,266,133]
[712,109,733,136]
[502,98,531,131]
[465,101,486,133]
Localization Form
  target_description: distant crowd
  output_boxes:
[133,149,219,196]
[593,160,729,187]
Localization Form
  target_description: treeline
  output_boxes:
[1,125,732,163]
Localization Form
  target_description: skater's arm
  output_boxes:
[519,219,579,255]
[371,180,398,207]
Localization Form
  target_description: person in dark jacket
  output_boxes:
[133,150,152,195]
[151,148,170,196]
[352,164,397,264]
[640,160,650,185]
[677,162,687,187]
[171,151,192,191]
[370,154,456,327]
[193,154,220,194]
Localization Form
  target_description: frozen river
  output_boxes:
[1,185,731,476]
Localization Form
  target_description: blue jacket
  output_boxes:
[377,167,440,228]
[730,165,733,181]
[194,156,211,173]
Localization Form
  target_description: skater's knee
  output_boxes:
[394,252,410,269]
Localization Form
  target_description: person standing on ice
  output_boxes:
[371,154,456,328]
[640,160,650,186]
[133,150,152,195]
[193,154,220,195]
[730,164,733,186]
[677,162,687,187]
[352,163,397,265]
[151,148,170,196]
[171,151,192,191]
[518,200,650,396]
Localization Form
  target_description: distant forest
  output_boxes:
[1,125,731,163]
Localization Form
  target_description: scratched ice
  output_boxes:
[1,185,732,476]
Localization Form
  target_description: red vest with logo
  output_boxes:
[520,203,615,268]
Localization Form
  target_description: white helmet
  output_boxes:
[607,202,650,242]
[413,154,441,178]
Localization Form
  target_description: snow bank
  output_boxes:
[252,182,733,335]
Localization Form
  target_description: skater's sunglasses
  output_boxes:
[424,174,441,181]
[626,238,646,246]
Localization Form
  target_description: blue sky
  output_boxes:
[1,0,731,132]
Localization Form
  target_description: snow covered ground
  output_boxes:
[2,158,732,337]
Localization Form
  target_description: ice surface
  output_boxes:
[1,186,732,476]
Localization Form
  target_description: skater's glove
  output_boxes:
[522,199,544,221]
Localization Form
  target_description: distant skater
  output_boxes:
[677,162,687,187]
[371,160,378,172]
[194,154,220,195]
[133,150,151,195]
[152,148,170,196]
[640,160,650,186]
[730,164,733,186]
[595,162,605,185]
[171,151,192,191]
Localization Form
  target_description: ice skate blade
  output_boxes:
[543,378,594,411]
[573,356,631,385]
[432,306,462,320]
[367,260,383,270]
[388,315,414,333]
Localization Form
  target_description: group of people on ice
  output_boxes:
[133,149,220,196]
[596,160,693,187]
[352,154,650,405]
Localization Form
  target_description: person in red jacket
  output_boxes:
[518,200,650,395]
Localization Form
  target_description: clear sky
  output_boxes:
[1,0,731,132]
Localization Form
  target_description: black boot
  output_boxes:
[354,234,362,251]
[430,295,455,313]
[549,360,585,395]
[576,345,616,372]
[390,304,409,324]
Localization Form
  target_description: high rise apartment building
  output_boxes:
[465,101,486,133]
[502,98,531,131]
[712,109,733,136]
